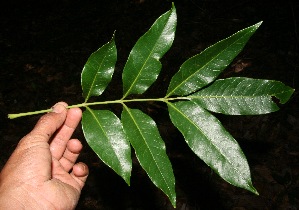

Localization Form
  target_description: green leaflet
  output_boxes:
[121,107,176,207]
[122,4,177,98]
[82,108,132,185]
[82,34,117,102]
[7,3,297,207]
[166,22,262,97]
[167,101,258,194]
[190,77,295,115]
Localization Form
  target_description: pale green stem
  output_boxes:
[8,97,190,119]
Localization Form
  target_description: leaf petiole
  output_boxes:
[7,96,190,119]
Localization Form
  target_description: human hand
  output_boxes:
[0,102,88,210]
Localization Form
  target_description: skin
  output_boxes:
[0,102,88,210]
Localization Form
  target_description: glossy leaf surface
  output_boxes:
[190,77,295,115]
[82,35,117,102]
[166,22,262,97]
[121,107,176,206]
[8,3,297,207]
[122,4,177,98]
[168,101,258,194]
[82,108,131,185]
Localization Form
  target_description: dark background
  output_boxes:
[0,0,298,209]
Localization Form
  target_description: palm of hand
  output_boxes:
[0,103,88,210]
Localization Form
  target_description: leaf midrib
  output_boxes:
[166,29,254,97]
[123,10,172,99]
[167,102,247,185]
[85,52,109,102]
[86,108,123,167]
[190,87,293,99]
[190,95,269,99]
[124,106,172,195]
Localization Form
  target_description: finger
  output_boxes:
[22,102,68,146]
[70,162,89,190]
[50,107,82,160]
[59,139,82,172]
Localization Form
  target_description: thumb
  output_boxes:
[24,102,68,144]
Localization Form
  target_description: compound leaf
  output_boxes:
[121,107,176,207]
[122,4,177,98]
[168,101,258,194]
[82,35,117,102]
[166,22,262,97]
[82,108,131,185]
[190,77,295,115]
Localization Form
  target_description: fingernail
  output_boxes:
[52,103,66,113]
[79,164,86,171]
